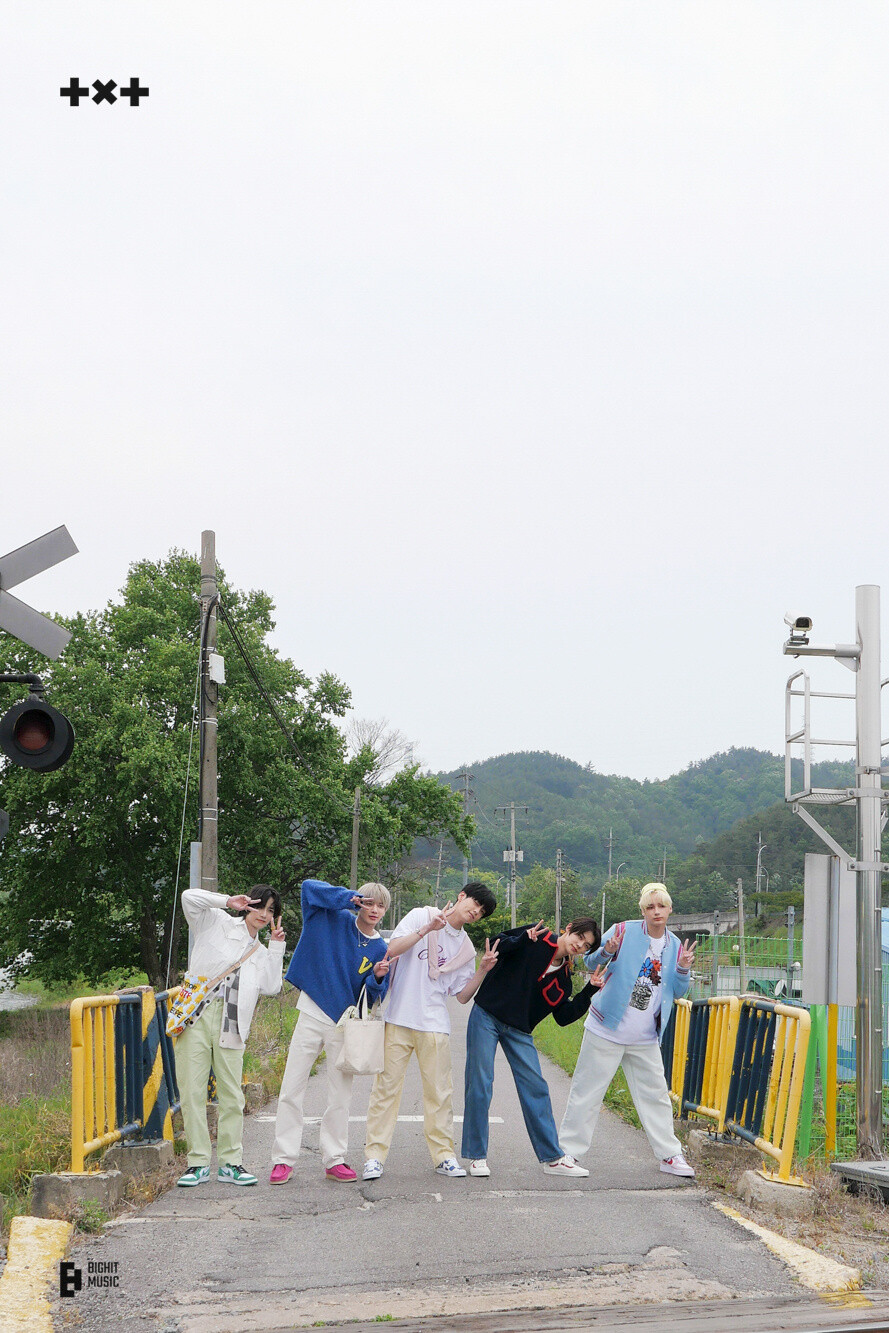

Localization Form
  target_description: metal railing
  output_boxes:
[724,997,811,1183]
[663,997,691,1110]
[70,986,181,1172]
[680,996,739,1134]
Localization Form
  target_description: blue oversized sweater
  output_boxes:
[285,879,389,1022]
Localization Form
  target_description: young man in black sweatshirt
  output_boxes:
[460,916,602,1178]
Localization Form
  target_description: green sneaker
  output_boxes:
[176,1165,211,1187]
[218,1163,258,1186]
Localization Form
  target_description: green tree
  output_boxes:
[0,552,471,988]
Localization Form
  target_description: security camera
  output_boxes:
[784,613,813,634]
[784,612,812,645]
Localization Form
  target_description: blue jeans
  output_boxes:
[461,1004,562,1163]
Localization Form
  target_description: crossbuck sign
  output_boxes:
[0,526,78,659]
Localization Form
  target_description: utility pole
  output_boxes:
[349,786,361,894]
[754,833,766,919]
[555,848,563,934]
[736,879,747,994]
[496,802,527,929]
[458,769,474,888]
[607,827,613,882]
[783,587,887,1158]
[199,530,219,896]
[434,838,444,908]
[855,587,884,1156]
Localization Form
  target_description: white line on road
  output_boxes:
[252,1114,504,1124]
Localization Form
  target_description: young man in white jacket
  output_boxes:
[176,885,285,1187]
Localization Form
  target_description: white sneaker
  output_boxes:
[434,1156,467,1177]
[542,1155,589,1178]
[469,1159,490,1177]
[660,1154,695,1178]
[362,1159,383,1181]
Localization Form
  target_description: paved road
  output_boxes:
[56,1002,862,1332]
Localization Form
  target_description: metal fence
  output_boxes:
[688,931,889,1160]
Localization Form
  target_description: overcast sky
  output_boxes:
[2,3,887,781]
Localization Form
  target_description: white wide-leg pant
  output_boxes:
[559,1030,682,1162]
[271,1009,353,1169]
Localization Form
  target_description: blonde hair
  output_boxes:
[639,882,672,912]
[358,881,391,910]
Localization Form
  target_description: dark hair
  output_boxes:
[238,884,283,921]
[565,917,601,952]
[462,881,497,919]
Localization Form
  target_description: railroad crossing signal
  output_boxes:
[0,526,78,659]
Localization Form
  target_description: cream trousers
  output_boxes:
[364,1022,455,1166]
[271,1009,353,1169]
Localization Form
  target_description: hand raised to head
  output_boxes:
[226,894,262,912]
[427,905,450,931]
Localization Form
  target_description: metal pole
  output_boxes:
[199,531,218,896]
[349,786,361,894]
[787,904,795,999]
[555,848,562,934]
[460,770,473,888]
[435,839,443,908]
[509,802,517,929]
[600,887,606,934]
[855,584,883,1158]
[712,910,720,994]
[737,880,747,994]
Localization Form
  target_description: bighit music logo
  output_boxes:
[59,1260,120,1297]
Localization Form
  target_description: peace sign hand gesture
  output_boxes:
[270,915,285,942]
[678,937,697,970]
[479,938,500,972]
[373,951,391,980]
[526,920,547,941]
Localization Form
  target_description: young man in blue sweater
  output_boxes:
[269,879,391,1184]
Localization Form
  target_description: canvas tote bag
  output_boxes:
[335,983,385,1075]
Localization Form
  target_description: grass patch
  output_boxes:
[242,988,300,1098]
[12,971,150,1007]
[0,1090,71,1233]
[534,1015,642,1130]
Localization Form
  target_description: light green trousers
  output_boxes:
[176,998,245,1168]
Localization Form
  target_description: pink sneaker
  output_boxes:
[325,1163,357,1182]
[269,1163,292,1184]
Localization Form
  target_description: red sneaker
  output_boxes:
[269,1163,292,1184]
[325,1163,357,1182]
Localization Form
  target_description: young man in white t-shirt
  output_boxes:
[363,882,497,1181]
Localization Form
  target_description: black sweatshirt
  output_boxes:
[473,925,597,1035]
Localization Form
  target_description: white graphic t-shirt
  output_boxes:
[384,907,476,1034]
[586,932,668,1046]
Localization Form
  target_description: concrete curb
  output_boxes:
[712,1201,861,1293]
[0,1215,73,1332]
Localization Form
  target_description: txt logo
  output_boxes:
[60,1261,82,1297]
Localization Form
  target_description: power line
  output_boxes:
[215,599,353,818]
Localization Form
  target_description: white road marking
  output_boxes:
[252,1114,504,1124]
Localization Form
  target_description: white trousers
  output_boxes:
[559,1030,681,1162]
[271,1010,353,1169]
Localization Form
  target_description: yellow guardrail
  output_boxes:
[70,986,182,1173]
[70,994,120,1173]
[666,997,691,1110]
[724,997,811,1184]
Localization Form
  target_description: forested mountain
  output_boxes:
[427,748,861,912]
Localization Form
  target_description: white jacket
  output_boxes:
[182,889,284,1050]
